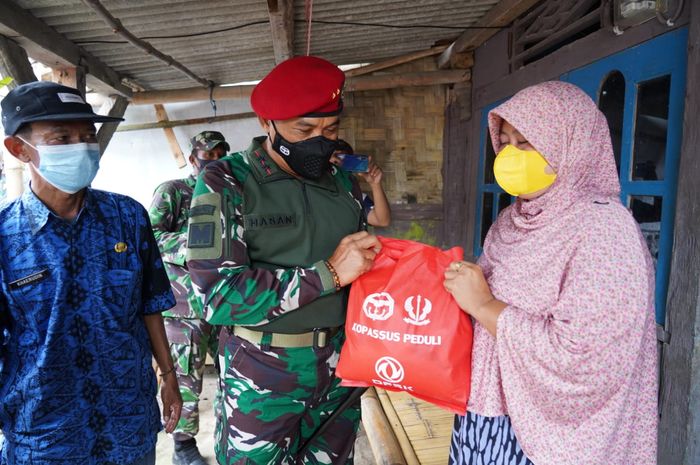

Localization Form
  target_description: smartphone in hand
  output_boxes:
[336,153,369,173]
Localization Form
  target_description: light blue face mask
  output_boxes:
[20,140,101,194]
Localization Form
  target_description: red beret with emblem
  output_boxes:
[251,56,345,120]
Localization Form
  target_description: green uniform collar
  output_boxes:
[244,136,339,193]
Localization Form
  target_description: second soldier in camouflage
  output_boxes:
[148,131,229,465]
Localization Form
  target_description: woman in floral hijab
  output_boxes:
[444,81,657,465]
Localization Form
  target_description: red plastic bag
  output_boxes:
[336,237,473,414]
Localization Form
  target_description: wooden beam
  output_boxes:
[131,70,471,105]
[96,95,128,153]
[437,0,541,69]
[345,45,449,77]
[154,104,187,168]
[0,1,131,96]
[345,69,470,92]
[659,2,700,463]
[116,111,257,132]
[267,0,294,64]
[131,85,255,105]
[51,66,86,97]
[0,34,36,87]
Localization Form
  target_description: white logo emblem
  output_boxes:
[362,292,395,321]
[403,295,432,326]
[375,356,405,383]
[280,145,290,156]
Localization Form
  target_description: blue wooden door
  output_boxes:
[562,27,688,326]
[474,28,688,327]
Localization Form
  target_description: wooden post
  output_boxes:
[0,35,36,87]
[0,35,36,200]
[658,1,700,464]
[154,104,187,168]
[51,66,86,96]
[441,82,473,252]
[267,0,294,63]
[96,95,128,154]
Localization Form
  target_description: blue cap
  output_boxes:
[1,81,123,135]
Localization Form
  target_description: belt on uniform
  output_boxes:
[230,325,341,348]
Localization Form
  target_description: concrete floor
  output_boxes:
[156,366,374,465]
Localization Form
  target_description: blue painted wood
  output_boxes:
[562,27,688,326]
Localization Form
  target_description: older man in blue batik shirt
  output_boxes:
[0,81,183,465]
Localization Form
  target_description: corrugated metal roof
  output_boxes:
[11,0,499,91]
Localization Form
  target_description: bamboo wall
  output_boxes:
[339,57,447,244]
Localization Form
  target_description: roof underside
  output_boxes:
[11,0,499,91]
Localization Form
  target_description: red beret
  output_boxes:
[251,56,345,120]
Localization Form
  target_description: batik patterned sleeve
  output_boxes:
[0,289,9,372]
[186,159,337,327]
[148,182,187,266]
[135,202,177,314]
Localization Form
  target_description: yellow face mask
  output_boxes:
[493,144,557,197]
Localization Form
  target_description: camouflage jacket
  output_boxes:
[148,175,204,319]
[185,137,365,329]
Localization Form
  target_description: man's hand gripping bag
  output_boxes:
[336,237,473,414]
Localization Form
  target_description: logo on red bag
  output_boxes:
[403,295,432,326]
[375,356,405,383]
[363,292,395,321]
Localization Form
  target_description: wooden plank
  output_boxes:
[659,1,700,463]
[154,104,187,168]
[0,34,36,87]
[346,70,470,92]
[441,82,473,252]
[438,0,542,69]
[0,1,131,96]
[96,95,128,153]
[345,46,449,77]
[266,0,294,64]
[361,388,407,465]
[116,111,256,132]
[51,66,86,97]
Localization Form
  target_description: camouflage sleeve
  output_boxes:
[186,160,337,327]
[148,181,187,266]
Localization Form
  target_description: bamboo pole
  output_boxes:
[361,388,407,465]
[375,389,421,465]
[154,104,186,168]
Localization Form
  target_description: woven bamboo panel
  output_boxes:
[383,390,454,465]
[339,57,447,205]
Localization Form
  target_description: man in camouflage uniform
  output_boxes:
[186,56,381,465]
[149,131,229,465]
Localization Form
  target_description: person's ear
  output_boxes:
[3,136,32,163]
[258,116,272,135]
[188,153,196,166]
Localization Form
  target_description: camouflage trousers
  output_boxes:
[164,317,220,441]
[216,329,360,465]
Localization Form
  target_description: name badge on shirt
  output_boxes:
[9,269,49,289]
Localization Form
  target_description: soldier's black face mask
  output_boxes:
[270,120,338,179]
